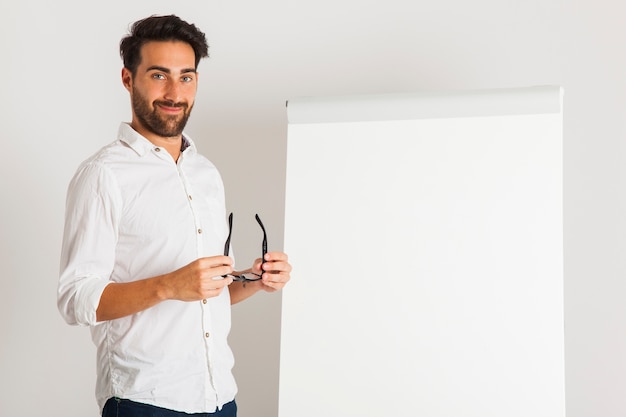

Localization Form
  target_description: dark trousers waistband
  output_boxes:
[102,397,237,417]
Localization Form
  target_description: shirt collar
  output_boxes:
[117,122,198,157]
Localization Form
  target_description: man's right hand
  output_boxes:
[165,256,234,301]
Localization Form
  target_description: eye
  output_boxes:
[152,73,166,80]
[182,75,194,83]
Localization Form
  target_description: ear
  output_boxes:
[121,67,132,92]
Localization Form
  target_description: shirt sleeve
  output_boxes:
[57,160,121,326]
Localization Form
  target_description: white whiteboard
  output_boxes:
[280,86,564,417]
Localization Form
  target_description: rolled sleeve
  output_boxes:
[58,275,111,326]
[58,159,120,326]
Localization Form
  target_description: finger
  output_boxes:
[198,255,234,268]
[262,270,290,285]
[262,261,292,274]
[203,266,233,280]
[203,276,233,291]
[264,251,288,262]
[262,276,287,291]
[208,274,234,285]
[260,279,281,291]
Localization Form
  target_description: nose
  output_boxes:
[163,79,181,102]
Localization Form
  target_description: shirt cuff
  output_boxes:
[73,277,112,326]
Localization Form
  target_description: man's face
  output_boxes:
[123,41,198,140]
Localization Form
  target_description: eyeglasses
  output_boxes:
[223,213,268,283]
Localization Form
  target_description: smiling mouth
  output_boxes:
[155,101,187,113]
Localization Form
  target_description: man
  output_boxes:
[57,15,291,417]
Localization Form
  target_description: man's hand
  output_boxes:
[166,256,235,301]
[228,252,292,304]
[255,252,292,293]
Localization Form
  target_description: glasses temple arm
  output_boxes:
[255,214,268,258]
[224,212,233,256]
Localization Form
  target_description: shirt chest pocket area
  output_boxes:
[194,193,228,255]
[116,174,227,255]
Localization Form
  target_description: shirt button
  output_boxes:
[205,332,210,338]
[202,299,207,304]
[155,147,161,152]
[188,195,193,200]
[198,229,203,234]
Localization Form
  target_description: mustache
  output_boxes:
[154,100,188,109]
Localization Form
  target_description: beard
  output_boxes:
[131,86,193,138]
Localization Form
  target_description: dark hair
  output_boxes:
[120,15,209,74]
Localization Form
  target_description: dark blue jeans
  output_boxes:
[102,397,237,417]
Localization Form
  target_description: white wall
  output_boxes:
[0,0,624,416]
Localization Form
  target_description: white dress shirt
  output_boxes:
[58,123,237,414]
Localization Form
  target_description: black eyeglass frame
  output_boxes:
[223,213,268,283]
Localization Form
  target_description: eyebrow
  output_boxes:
[146,65,197,74]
